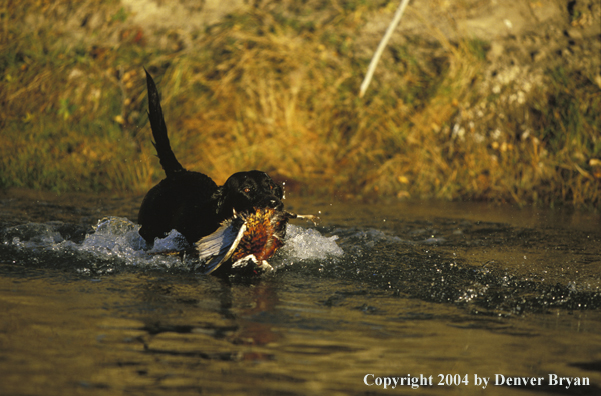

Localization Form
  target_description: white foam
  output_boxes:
[3,217,343,272]
[82,217,146,252]
[279,224,344,260]
[78,217,188,269]
[147,229,190,254]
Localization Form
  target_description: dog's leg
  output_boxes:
[145,69,185,176]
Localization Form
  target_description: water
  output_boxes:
[1,188,600,395]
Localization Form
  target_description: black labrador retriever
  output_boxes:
[137,70,284,246]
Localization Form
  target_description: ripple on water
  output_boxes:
[1,209,600,315]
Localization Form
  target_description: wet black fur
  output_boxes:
[137,70,284,245]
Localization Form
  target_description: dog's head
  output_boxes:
[214,170,284,218]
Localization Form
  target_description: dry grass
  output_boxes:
[1,0,599,207]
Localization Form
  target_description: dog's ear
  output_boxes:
[212,187,227,215]
[274,183,284,199]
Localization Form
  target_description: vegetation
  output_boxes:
[1,0,599,207]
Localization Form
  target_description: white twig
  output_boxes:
[359,0,411,98]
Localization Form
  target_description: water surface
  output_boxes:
[1,189,600,395]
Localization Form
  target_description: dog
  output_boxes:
[137,70,284,246]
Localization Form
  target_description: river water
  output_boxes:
[1,188,600,395]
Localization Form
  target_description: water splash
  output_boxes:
[1,217,342,274]
[280,225,343,260]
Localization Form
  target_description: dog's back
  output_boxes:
[138,171,219,245]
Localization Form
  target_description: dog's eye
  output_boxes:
[243,187,251,193]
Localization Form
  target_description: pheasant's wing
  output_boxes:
[193,216,247,274]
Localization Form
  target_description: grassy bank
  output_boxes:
[1,1,599,207]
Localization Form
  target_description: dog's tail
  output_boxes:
[145,69,185,177]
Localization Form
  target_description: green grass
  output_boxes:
[1,0,599,208]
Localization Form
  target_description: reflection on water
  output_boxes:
[1,189,600,395]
